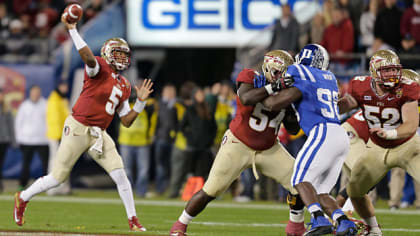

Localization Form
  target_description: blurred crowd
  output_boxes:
[0,0,108,63]
[270,0,420,73]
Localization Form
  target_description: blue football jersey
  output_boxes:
[285,64,340,134]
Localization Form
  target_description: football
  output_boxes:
[63,3,83,24]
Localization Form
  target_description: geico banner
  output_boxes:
[127,0,287,47]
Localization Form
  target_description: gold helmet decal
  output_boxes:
[369,49,402,88]
[101,37,131,71]
[262,50,294,83]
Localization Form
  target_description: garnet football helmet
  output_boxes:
[101,37,131,71]
[295,44,329,71]
[262,50,294,83]
[369,49,402,89]
[401,69,420,85]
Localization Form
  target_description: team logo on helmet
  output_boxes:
[101,37,131,71]
[295,44,329,71]
[262,50,294,83]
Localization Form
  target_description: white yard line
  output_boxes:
[1,195,420,215]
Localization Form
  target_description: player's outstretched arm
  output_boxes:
[238,83,271,105]
[120,79,154,128]
[370,100,418,140]
[337,94,358,114]
[262,87,302,112]
[61,14,96,68]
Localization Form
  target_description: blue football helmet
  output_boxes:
[295,44,329,70]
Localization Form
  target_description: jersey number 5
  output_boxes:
[105,86,122,115]
[249,103,285,132]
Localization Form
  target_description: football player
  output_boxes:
[338,50,420,236]
[336,109,369,211]
[259,44,358,236]
[387,69,420,210]
[13,13,154,231]
[170,50,306,236]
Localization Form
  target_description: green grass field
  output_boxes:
[1,190,420,235]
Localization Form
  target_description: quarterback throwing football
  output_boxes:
[13,11,153,232]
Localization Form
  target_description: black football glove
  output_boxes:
[270,76,295,92]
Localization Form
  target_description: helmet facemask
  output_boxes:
[376,65,402,89]
[101,38,131,71]
[262,50,294,83]
[369,50,402,91]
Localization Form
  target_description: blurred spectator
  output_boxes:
[4,19,34,55]
[0,3,10,39]
[154,83,178,195]
[367,38,395,56]
[268,4,300,54]
[181,88,216,179]
[45,80,70,195]
[401,0,420,45]
[15,85,49,189]
[212,81,234,148]
[0,88,15,192]
[389,168,420,210]
[321,5,354,64]
[168,81,196,198]
[374,0,402,50]
[399,33,420,68]
[13,0,32,16]
[310,13,325,44]
[35,0,59,37]
[118,81,156,197]
[360,0,379,51]
[322,0,335,27]
[338,0,364,46]
[84,0,103,22]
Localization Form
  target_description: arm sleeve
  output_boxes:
[85,58,100,77]
[403,83,420,103]
[117,99,131,117]
[236,69,256,86]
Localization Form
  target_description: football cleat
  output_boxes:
[170,220,187,236]
[286,220,306,236]
[13,192,28,226]
[336,219,357,236]
[128,216,146,232]
[304,216,334,236]
[358,225,383,236]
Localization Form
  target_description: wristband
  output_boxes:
[264,84,274,95]
[69,28,87,50]
[133,99,146,113]
[384,129,398,140]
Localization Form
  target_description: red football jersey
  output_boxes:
[229,68,285,151]
[72,56,131,130]
[346,110,369,143]
[348,76,420,148]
